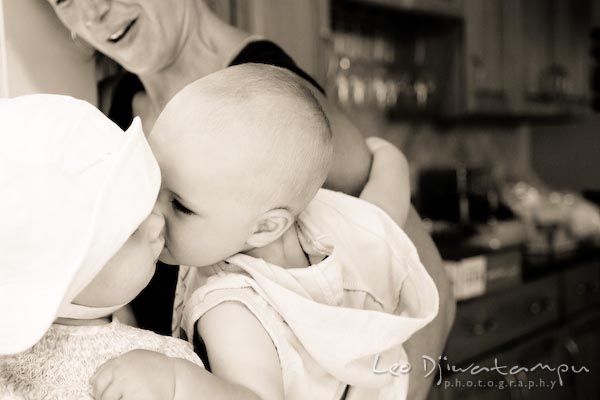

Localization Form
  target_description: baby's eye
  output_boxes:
[171,198,194,215]
[55,0,69,6]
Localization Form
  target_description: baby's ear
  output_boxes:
[246,209,295,248]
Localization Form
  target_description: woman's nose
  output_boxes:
[76,0,111,25]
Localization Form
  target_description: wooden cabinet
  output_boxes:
[459,0,593,117]
[461,0,516,114]
[513,0,592,115]
[559,312,600,399]
[431,318,598,400]
[430,333,567,399]
[510,333,566,399]
[563,259,600,315]
[429,352,519,399]
[445,274,559,364]
[432,255,600,400]
[231,0,594,119]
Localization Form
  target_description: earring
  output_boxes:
[71,30,77,41]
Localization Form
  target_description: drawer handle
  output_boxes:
[562,338,581,388]
[563,337,581,362]
[466,318,497,336]
[575,281,600,296]
[528,298,554,315]
[504,373,523,399]
[514,370,529,399]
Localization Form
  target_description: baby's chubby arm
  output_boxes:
[90,348,261,400]
[359,137,411,227]
[196,302,285,400]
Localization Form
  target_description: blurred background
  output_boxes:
[1,0,599,398]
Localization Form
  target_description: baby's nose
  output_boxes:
[141,212,165,242]
[153,191,169,219]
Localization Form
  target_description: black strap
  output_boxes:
[229,40,326,95]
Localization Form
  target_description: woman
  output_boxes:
[46,1,454,397]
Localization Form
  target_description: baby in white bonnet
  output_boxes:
[0,94,203,399]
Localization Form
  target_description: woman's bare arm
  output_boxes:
[403,206,456,399]
[316,96,373,196]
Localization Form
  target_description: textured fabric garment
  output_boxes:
[174,189,439,400]
[0,320,203,400]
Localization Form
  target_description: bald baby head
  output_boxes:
[152,63,332,215]
[149,64,333,267]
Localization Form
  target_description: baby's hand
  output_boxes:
[91,349,176,400]
[361,136,411,226]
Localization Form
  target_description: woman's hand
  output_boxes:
[90,350,176,400]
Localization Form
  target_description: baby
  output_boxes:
[101,64,439,400]
[0,95,204,399]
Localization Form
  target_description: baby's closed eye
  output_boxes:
[171,198,194,215]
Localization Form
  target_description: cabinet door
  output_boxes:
[231,0,329,85]
[433,329,581,400]
[462,0,516,114]
[563,260,600,316]
[428,351,523,400]
[462,0,592,116]
[552,0,592,104]
[446,274,560,365]
[429,373,519,399]
[510,333,566,399]
[428,372,517,400]
[515,0,592,115]
[560,312,600,400]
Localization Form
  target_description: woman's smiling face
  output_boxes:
[46,0,188,74]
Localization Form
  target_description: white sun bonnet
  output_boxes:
[0,94,160,355]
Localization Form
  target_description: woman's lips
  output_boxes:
[107,18,138,43]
